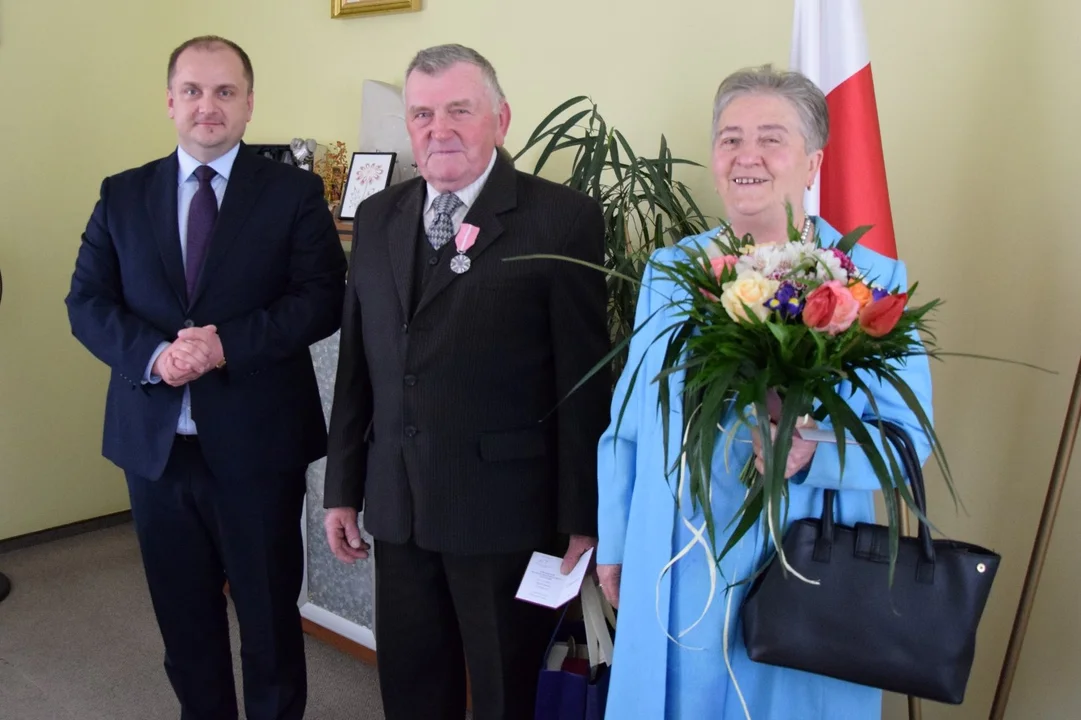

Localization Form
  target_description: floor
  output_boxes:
[0,523,388,720]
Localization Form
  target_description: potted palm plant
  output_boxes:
[513,97,712,379]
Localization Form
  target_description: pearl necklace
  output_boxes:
[722,216,814,244]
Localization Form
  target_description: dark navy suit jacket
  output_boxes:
[66,143,347,481]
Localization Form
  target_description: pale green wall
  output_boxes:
[1,2,1077,717]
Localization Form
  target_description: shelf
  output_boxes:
[335,216,352,243]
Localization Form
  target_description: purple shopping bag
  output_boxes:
[534,600,613,720]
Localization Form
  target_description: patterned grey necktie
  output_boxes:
[427,192,464,250]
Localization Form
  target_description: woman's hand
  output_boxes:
[751,416,818,479]
[597,564,622,609]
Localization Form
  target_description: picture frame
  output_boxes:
[331,0,422,19]
[338,152,396,221]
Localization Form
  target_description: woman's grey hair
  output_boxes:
[404,44,506,111]
[712,64,829,153]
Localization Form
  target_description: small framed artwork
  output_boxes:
[338,152,396,221]
[331,0,421,19]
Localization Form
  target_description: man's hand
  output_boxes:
[153,324,224,387]
[597,564,622,609]
[324,507,370,564]
[176,324,224,371]
[560,534,597,575]
[751,416,818,479]
[153,342,206,386]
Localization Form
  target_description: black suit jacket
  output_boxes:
[66,143,347,481]
[324,154,611,554]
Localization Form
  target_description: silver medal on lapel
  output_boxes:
[450,223,480,275]
[450,253,472,274]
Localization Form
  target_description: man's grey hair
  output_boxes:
[711,64,829,153]
[404,44,506,110]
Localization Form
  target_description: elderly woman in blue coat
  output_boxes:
[594,65,934,720]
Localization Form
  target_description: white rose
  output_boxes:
[720,271,780,323]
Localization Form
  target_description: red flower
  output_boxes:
[859,293,907,337]
[802,284,837,330]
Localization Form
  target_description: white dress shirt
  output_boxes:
[142,142,240,435]
[422,148,498,237]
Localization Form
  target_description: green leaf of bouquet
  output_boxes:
[502,253,643,286]
[931,352,1056,374]
[766,321,791,349]
[816,387,850,480]
[717,484,765,563]
[878,370,960,513]
[611,340,651,453]
[848,374,928,522]
[553,305,665,424]
[821,394,907,583]
[835,225,873,254]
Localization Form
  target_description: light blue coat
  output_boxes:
[597,220,934,720]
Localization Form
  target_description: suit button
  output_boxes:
[400,323,409,333]
[404,374,417,387]
[183,319,195,328]
[404,425,417,438]
[427,256,439,266]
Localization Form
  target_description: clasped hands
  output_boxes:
[153,324,225,387]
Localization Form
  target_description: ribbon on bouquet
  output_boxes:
[654,408,753,720]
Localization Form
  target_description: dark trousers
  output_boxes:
[374,538,560,720]
[126,437,307,720]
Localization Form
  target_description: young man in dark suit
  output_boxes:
[65,35,346,720]
[322,44,611,720]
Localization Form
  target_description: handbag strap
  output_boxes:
[820,419,935,563]
[580,575,615,668]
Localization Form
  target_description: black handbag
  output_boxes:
[740,420,1001,704]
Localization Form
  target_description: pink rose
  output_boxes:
[709,255,739,281]
[803,280,859,335]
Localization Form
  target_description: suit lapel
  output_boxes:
[388,180,424,319]
[147,152,188,307]
[189,144,268,308]
[415,154,517,316]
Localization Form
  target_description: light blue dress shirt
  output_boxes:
[142,143,240,435]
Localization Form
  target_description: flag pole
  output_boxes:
[0,271,9,604]
[989,355,1081,719]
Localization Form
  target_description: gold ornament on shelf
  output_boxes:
[314,141,349,208]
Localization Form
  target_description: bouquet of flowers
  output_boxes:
[614,216,948,582]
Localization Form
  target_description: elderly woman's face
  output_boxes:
[712,93,823,224]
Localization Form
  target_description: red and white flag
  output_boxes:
[790,0,897,259]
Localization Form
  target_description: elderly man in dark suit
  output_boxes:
[65,35,346,720]
[323,43,611,720]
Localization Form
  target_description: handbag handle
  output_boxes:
[820,420,935,564]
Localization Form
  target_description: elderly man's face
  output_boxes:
[405,62,510,192]
[711,93,822,225]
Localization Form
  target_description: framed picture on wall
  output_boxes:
[331,0,421,19]
[338,152,397,221]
